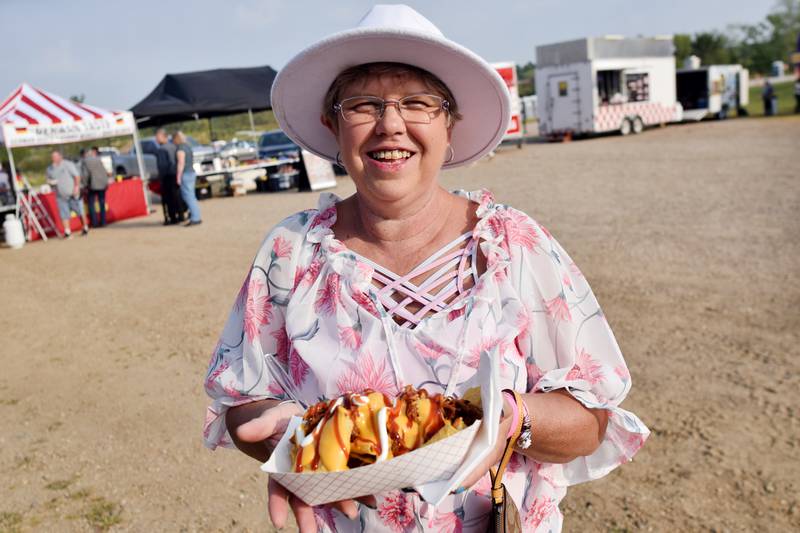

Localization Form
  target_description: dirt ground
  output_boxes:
[1,116,798,532]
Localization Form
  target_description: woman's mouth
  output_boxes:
[366,149,415,171]
[368,149,414,162]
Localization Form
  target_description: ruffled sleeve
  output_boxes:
[507,208,650,486]
[203,212,311,450]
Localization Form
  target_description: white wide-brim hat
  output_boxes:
[271,4,511,169]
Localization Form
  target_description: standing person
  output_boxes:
[794,76,800,114]
[154,128,182,225]
[0,163,13,206]
[204,5,648,532]
[173,131,202,226]
[46,150,89,238]
[80,147,112,227]
[762,80,775,116]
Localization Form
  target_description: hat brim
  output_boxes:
[271,28,511,169]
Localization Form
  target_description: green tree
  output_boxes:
[516,61,536,96]
[691,32,732,65]
[674,34,693,67]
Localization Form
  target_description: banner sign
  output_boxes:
[2,111,136,148]
[301,150,337,191]
[492,62,523,140]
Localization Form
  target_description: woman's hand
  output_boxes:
[232,402,376,532]
[454,395,515,492]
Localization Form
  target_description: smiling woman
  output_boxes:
[204,5,649,533]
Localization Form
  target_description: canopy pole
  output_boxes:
[131,122,151,213]
[6,143,21,219]
[248,109,256,134]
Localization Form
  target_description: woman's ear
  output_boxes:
[321,115,338,137]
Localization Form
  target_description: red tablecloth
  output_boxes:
[30,178,148,240]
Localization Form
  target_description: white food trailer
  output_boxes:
[492,61,524,146]
[535,36,683,137]
[676,63,749,121]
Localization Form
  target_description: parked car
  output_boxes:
[104,144,158,180]
[258,129,300,159]
[184,135,217,165]
[220,139,257,161]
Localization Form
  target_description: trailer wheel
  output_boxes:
[631,116,644,134]
[619,118,632,136]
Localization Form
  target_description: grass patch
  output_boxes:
[747,80,797,116]
[82,497,122,531]
[45,477,75,491]
[68,488,92,501]
[14,456,33,469]
[0,399,19,406]
[0,511,23,533]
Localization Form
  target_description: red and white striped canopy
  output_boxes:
[0,83,136,148]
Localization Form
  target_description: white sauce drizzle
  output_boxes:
[376,407,390,462]
[295,425,306,446]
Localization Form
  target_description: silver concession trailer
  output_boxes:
[535,36,683,138]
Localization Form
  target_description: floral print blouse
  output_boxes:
[204,190,649,532]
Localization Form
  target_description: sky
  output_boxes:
[0,0,775,110]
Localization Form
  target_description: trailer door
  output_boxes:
[547,73,580,132]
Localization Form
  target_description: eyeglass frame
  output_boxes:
[332,93,451,124]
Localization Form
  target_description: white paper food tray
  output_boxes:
[261,351,501,506]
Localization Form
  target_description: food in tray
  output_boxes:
[290,385,483,473]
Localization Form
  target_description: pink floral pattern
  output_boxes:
[243,277,273,343]
[429,509,463,533]
[524,497,557,530]
[544,293,571,322]
[414,338,450,360]
[272,235,293,259]
[315,273,341,316]
[271,328,290,364]
[336,351,397,396]
[378,492,415,532]
[203,190,649,533]
[566,348,605,385]
[338,325,362,350]
[289,347,310,385]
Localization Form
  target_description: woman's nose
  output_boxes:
[375,102,406,135]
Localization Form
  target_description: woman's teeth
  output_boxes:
[370,150,412,161]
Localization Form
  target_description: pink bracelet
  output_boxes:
[502,390,518,440]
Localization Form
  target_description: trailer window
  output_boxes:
[558,81,568,96]
[625,73,650,102]
[597,70,622,104]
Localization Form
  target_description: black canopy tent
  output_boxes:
[130,66,278,134]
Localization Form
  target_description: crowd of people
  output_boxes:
[41,129,204,240]
[154,128,202,227]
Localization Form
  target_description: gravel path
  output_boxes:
[1,116,798,532]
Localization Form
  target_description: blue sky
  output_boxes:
[1,0,774,109]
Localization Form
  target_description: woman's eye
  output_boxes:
[403,100,430,109]
[351,102,381,113]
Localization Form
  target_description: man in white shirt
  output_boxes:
[46,150,89,238]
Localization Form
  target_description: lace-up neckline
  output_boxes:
[351,232,479,327]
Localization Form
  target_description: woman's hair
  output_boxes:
[322,62,463,128]
[172,131,187,145]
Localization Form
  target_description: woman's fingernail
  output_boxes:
[454,486,466,494]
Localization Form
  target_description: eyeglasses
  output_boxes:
[334,94,450,125]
